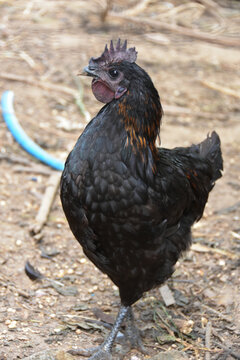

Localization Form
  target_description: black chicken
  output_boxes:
[60,39,223,359]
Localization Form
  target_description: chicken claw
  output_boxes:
[88,349,112,360]
[68,347,112,359]
[68,305,129,358]
[124,308,147,354]
[68,346,100,357]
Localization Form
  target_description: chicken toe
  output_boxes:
[124,308,147,354]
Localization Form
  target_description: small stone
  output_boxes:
[201,317,208,327]
[35,289,47,297]
[57,269,65,277]
[8,320,17,329]
[159,284,175,306]
[54,328,62,333]
[7,308,16,313]
[220,274,228,282]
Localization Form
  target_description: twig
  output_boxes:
[200,80,240,99]
[0,72,77,97]
[196,0,226,31]
[213,341,240,360]
[205,321,212,360]
[0,153,32,166]
[0,273,30,298]
[156,303,183,339]
[0,71,91,119]
[197,0,220,9]
[154,308,175,336]
[108,12,240,48]
[30,172,61,235]
[201,304,232,323]
[101,0,113,22]
[156,3,205,21]
[211,328,224,343]
[114,0,152,17]
[164,105,227,120]
[144,33,170,45]
[191,243,238,259]
[19,51,37,70]
[73,76,91,122]
[14,165,52,176]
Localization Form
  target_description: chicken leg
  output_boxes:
[68,305,130,359]
[124,307,147,354]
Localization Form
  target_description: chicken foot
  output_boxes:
[68,304,130,359]
[123,307,147,354]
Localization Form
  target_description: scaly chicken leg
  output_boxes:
[124,308,147,354]
[69,305,130,359]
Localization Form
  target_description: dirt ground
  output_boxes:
[0,1,240,359]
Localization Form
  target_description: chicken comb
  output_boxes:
[90,39,137,67]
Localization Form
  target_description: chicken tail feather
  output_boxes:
[199,131,223,182]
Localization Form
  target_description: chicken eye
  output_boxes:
[108,69,119,78]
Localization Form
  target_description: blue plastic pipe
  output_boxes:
[1,91,65,171]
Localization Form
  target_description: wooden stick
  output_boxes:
[115,0,152,17]
[201,304,232,322]
[213,342,240,360]
[205,321,212,360]
[191,243,238,259]
[0,71,90,121]
[30,172,61,235]
[200,80,240,99]
[0,153,32,166]
[197,0,226,29]
[14,165,52,176]
[0,72,77,97]
[197,0,220,9]
[155,2,205,20]
[108,12,240,48]
[163,105,227,120]
[73,75,91,122]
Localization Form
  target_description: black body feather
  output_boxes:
[60,60,223,306]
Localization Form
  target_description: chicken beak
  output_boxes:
[79,66,97,77]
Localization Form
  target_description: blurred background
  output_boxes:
[0,1,239,359]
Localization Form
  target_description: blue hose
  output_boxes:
[1,91,65,171]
